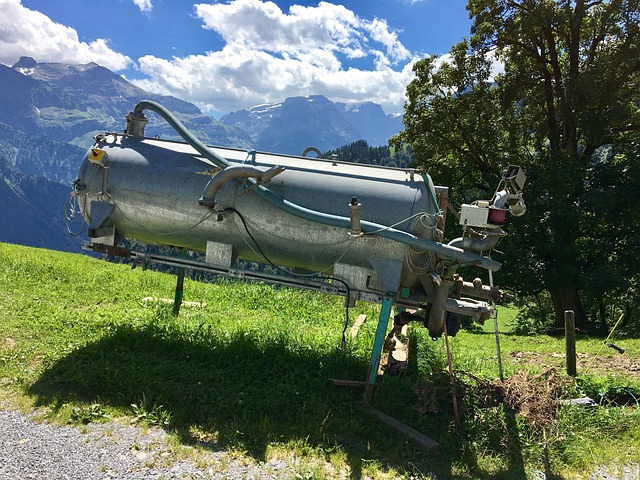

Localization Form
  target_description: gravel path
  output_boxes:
[0,410,293,480]
[2,409,639,480]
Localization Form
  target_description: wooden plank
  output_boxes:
[350,314,368,338]
[385,328,410,376]
[368,407,439,452]
[327,379,367,388]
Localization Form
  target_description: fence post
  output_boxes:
[565,310,577,377]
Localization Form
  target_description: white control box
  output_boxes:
[459,203,490,228]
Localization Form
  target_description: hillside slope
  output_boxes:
[0,156,82,252]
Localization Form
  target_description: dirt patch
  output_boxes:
[509,350,640,380]
[3,337,16,349]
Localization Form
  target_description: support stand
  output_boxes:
[172,250,188,316]
[363,293,395,403]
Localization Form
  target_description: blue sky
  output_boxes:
[1,0,472,115]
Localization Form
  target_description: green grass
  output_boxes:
[1,242,639,479]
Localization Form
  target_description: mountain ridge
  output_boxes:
[0,155,83,252]
[1,57,251,148]
[221,94,402,155]
[0,57,251,253]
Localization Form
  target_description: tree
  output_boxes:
[394,0,640,330]
[323,140,413,167]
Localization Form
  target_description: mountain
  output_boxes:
[220,95,403,155]
[0,122,84,185]
[0,57,253,254]
[0,155,83,252]
[2,57,251,149]
[335,101,403,148]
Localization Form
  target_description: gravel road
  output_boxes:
[0,409,293,479]
[1,409,638,480]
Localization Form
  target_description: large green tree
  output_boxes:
[394,0,640,330]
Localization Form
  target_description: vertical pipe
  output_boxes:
[443,318,460,425]
[364,294,395,403]
[565,310,577,377]
[427,280,452,337]
[349,197,362,236]
[489,269,503,381]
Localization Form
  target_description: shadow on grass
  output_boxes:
[28,321,535,479]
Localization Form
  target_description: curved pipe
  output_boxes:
[447,233,502,252]
[302,146,322,158]
[134,100,230,168]
[198,164,284,207]
[133,100,502,272]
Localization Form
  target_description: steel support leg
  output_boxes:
[172,250,188,316]
[364,293,395,403]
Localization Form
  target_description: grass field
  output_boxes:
[1,242,639,479]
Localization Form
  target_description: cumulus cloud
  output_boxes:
[0,0,131,71]
[133,0,153,12]
[133,42,416,113]
[132,0,418,113]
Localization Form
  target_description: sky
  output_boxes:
[0,0,472,116]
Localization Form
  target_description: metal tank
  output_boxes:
[76,133,436,285]
[69,100,526,397]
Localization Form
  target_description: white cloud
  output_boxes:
[0,0,131,71]
[133,0,153,12]
[365,18,410,63]
[132,0,417,113]
[194,1,366,57]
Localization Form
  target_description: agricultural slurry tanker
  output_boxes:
[69,100,526,399]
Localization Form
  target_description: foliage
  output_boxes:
[511,292,556,335]
[70,403,110,424]
[131,393,173,427]
[393,0,640,331]
[323,139,413,168]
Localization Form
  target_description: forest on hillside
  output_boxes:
[323,139,414,168]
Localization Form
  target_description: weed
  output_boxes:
[70,403,109,424]
[131,393,172,427]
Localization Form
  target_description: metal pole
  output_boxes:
[489,269,503,381]
[565,310,577,377]
[364,293,395,403]
[443,317,460,425]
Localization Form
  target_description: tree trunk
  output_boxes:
[550,286,589,332]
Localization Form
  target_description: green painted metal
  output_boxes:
[364,293,395,403]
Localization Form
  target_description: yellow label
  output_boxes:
[88,148,108,166]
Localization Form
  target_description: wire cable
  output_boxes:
[585,312,625,375]
[362,211,435,235]
[223,207,353,349]
[65,191,85,236]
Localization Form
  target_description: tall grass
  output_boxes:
[1,242,639,479]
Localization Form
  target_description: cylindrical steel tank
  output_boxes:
[76,134,439,288]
